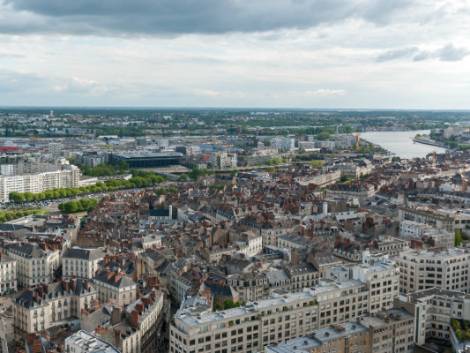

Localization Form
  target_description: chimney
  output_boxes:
[111,307,121,325]
[129,310,139,329]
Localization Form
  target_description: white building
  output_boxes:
[351,257,399,314]
[63,247,105,280]
[0,254,16,294]
[271,137,295,152]
[210,152,238,169]
[65,330,120,353]
[397,248,470,294]
[93,270,137,307]
[170,277,392,353]
[15,279,97,334]
[5,242,60,288]
[0,163,81,202]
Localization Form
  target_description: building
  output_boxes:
[93,270,137,307]
[397,248,470,294]
[338,159,374,178]
[398,206,470,235]
[109,151,183,168]
[170,279,373,353]
[271,137,295,152]
[266,308,414,353]
[397,288,470,345]
[351,257,399,314]
[93,290,166,353]
[0,254,16,294]
[63,247,105,280]
[265,322,370,353]
[210,152,238,169]
[14,279,97,334]
[65,330,120,353]
[0,163,81,202]
[5,242,60,288]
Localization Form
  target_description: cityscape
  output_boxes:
[1,1,470,353]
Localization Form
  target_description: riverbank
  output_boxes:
[413,135,447,148]
[360,130,446,159]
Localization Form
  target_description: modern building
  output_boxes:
[351,257,400,314]
[396,248,470,294]
[65,330,120,353]
[266,308,414,353]
[170,279,373,353]
[5,242,60,288]
[63,247,105,280]
[109,151,183,168]
[0,163,81,202]
[271,137,295,152]
[397,288,470,345]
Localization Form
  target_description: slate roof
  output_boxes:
[63,247,105,261]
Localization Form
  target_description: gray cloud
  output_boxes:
[1,0,414,35]
[377,44,469,62]
[376,47,419,62]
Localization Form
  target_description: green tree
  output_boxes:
[455,229,463,247]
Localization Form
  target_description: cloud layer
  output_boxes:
[1,0,413,35]
[0,0,469,108]
[377,44,469,62]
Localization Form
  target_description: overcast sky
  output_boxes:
[0,0,469,109]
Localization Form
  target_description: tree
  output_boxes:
[455,229,463,247]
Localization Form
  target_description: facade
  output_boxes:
[0,163,81,202]
[95,291,166,353]
[271,137,295,152]
[14,279,97,334]
[93,270,137,307]
[63,247,105,279]
[210,152,238,169]
[0,254,17,294]
[170,279,374,353]
[109,151,183,168]
[397,248,470,294]
[65,330,120,353]
[266,308,414,353]
[397,288,470,345]
[5,243,60,288]
[351,258,400,314]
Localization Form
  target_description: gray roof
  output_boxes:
[5,242,47,258]
[64,247,105,261]
[94,271,135,288]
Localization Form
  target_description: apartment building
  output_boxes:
[93,290,165,353]
[170,279,371,353]
[397,288,470,345]
[398,206,470,234]
[325,255,399,314]
[0,254,17,294]
[14,279,97,334]
[266,308,414,353]
[93,270,137,307]
[65,330,120,353]
[266,321,370,353]
[0,163,81,202]
[5,242,60,288]
[62,247,105,279]
[227,264,320,303]
[396,248,470,294]
[351,258,399,314]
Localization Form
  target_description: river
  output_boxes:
[360,130,447,159]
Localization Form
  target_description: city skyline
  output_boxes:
[0,0,469,109]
